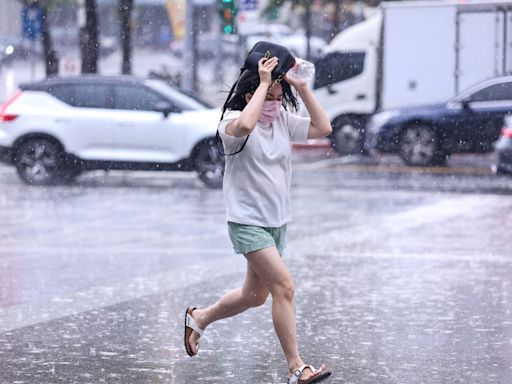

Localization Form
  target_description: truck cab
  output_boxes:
[313,13,381,155]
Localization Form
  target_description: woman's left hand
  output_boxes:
[284,72,308,89]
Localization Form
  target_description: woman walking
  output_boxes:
[184,54,333,384]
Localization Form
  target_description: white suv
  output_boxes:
[0,75,224,188]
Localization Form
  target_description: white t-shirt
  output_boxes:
[218,108,310,227]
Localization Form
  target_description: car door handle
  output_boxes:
[356,94,366,100]
[118,122,134,127]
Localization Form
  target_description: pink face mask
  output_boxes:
[258,101,281,124]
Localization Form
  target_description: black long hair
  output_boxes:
[217,69,299,156]
[221,69,299,116]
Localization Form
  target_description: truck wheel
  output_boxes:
[194,139,225,189]
[331,116,366,156]
[399,124,446,166]
[15,138,65,185]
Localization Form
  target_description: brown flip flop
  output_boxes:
[288,364,332,384]
[184,306,204,357]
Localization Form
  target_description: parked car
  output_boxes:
[492,115,512,176]
[364,76,512,166]
[0,75,224,188]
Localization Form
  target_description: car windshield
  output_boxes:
[144,80,211,110]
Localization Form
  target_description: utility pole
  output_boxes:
[120,0,133,74]
[182,0,216,95]
[304,0,312,61]
[182,0,196,94]
[78,0,99,73]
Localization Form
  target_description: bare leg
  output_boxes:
[244,247,309,374]
[245,247,329,381]
[189,247,323,380]
[188,263,269,355]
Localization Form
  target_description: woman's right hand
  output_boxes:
[258,57,278,86]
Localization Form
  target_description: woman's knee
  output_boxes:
[272,279,295,302]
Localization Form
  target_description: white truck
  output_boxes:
[313,0,512,155]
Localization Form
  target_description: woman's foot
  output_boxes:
[184,307,205,357]
[288,364,331,384]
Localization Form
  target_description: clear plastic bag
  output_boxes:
[286,58,316,84]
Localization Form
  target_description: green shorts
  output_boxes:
[227,222,287,256]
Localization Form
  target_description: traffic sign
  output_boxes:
[21,5,44,41]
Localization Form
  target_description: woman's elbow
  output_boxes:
[309,122,332,139]
[232,119,254,137]
[238,124,254,136]
[320,123,332,137]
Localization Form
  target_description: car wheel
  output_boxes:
[493,163,511,177]
[399,124,446,166]
[331,116,366,156]
[15,139,65,185]
[194,139,225,189]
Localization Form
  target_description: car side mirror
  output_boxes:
[154,101,175,118]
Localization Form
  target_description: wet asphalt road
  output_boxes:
[0,154,511,384]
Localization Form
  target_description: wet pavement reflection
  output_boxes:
[0,163,511,383]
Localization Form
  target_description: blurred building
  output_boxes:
[0,0,22,37]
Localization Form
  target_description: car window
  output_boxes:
[145,79,211,110]
[49,84,76,105]
[467,82,512,103]
[49,84,113,109]
[313,51,365,90]
[114,85,172,111]
[76,84,112,108]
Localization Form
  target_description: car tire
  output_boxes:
[493,164,511,177]
[398,124,446,166]
[331,116,366,156]
[14,138,66,185]
[194,139,225,189]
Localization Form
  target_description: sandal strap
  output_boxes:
[186,312,204,337]
[289,365,316,384]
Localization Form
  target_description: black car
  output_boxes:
[493,115,512,175]
[364,76,512,166]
